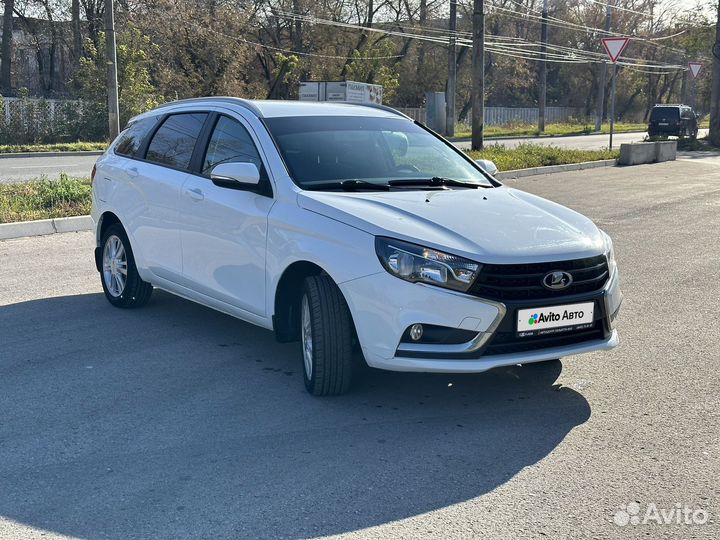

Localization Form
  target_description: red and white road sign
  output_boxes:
[601,37,630,63]
[688,62,703,79]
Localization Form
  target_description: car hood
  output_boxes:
[297,187,605,264]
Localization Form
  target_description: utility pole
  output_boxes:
[446,0,457,137]
[710,0,720,146]
[538,0,549,133]
[595,1,612,132]
[105,0,120,140]
[471,0,484,151]
[609,63,617,149]
[680,68,688,105]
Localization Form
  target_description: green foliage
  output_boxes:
[0,174,92,223]
[346,41,400,101]
[0,142,107,153]
[676,136,712,151]
[73,27,159,137]
[0,26,156,144]
[466,144,619,172]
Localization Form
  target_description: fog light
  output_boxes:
[409,324,424,341]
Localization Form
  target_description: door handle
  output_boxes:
[127,166,139,178]
[184,187,204,201]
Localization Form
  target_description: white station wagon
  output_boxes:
[91,98,622,395]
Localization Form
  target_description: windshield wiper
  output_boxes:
[388,177,485,189]
[304,179,391,192]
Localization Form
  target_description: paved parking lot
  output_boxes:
[1,157,719,539]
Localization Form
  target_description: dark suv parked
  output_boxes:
[648,104,698,138]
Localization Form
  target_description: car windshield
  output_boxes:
[650,107,680,121]
[263,115,493,189]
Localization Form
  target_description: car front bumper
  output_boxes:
[340,268,622,373]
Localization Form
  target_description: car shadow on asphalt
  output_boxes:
[0,291,591,539]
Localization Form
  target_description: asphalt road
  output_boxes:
[0,154,99,183]
[0,129,708,183]
[1,157,719,539]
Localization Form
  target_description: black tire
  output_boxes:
[100,223,153,308]
[300,274,354,396]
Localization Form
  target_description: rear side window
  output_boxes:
[202,116,263,175]
[146,113,207,170]
[114,116,157,157]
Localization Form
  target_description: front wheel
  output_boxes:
[100,223,153,308]
[300,274,354,396]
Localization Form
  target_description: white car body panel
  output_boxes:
[297,187,604,264]
[91,98,622,375]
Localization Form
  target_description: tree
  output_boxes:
[345,41,400,100]
[710,0,720,146]
[74,27,158,135]
[72,0,82,65]
[0,0,14,93]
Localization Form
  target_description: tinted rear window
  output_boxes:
[650,107,679,121]
[114,116,158,157]
[146,113,208,170]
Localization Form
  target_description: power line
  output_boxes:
[269,8,686,70]
[582,0,653,19]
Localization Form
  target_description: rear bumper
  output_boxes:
[648,124,686,135]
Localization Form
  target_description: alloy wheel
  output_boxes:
[102,234,128,297]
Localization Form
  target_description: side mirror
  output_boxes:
[210,162,260,188]
[475,159,498,176]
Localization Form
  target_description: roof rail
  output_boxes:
[154,97,264,117]
[346,102,412,120]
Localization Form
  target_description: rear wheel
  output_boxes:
[100,223,153,308]
[300,274,354,396]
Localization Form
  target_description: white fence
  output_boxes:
[2,97,579,127]
[395,105,581,126]
[1,97,84,124]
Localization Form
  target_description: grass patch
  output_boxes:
[676,136,714,152]
[455,121,647,139]
[0,174,92,223]
[0,142,106,154]
[466,143,619,172]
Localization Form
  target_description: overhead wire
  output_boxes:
[268,7,687,71]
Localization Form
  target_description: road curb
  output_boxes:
[0,150,104,159]
[0,215,93,240]
[495,159,617,180]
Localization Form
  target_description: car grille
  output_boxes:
[468,254,609,302]
[482,323,606,356]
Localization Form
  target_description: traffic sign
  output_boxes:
[601,37,630,63]
[688,62,702,79]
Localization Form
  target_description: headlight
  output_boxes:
[602,231,617,278]
[375,237,481,292]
